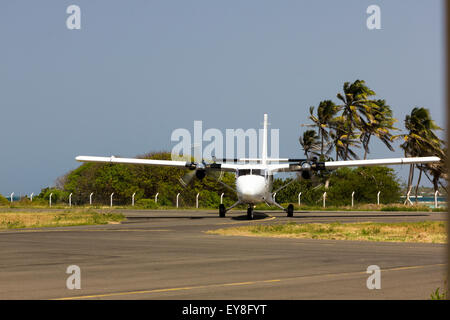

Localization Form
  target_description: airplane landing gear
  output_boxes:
[247,206,254,220]
[286,204,294,217]
[271,200,294,217]
[218,201,241,218]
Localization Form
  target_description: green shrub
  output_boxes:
[35,187,69,204]
[15,198,33,206]
[430,287,447,300]
[0,194,10,206]
[135,198,159,209]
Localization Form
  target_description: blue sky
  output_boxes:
[0,0,445,195]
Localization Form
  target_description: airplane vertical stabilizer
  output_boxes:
[262,113,268,165]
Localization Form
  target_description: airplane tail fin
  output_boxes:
[262,113,268,165]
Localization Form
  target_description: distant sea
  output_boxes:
[400,196,447,208]
[2,195,23,202]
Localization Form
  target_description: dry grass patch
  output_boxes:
[207,221,447,243]
[0,209,125,229]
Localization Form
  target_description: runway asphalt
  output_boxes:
[0,209,447,300]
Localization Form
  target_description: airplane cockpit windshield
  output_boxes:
[237,169,265,177]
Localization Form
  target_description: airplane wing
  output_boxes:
[268,156,441,173]
[75,155,240,172]
[322,156,441,169]
[75,156,189,168]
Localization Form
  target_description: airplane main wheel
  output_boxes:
[287,204,294,217]
[247,207,253,220]
[219,204,226,218]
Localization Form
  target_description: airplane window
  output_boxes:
[237,169,264,176]
[238,169,251,176]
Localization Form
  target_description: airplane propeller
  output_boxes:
[179,169,197,187]
[179,165,224,187]
[294,157,325,188]
[179,157,224,188]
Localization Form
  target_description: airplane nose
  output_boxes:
[236,175,266,202]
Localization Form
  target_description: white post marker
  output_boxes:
[176,193,180,208]
[377,191,381,205]
[405,190,412,205]
[434,190,440,208]
[351,191,355,207]
[10,192,14,203]
[273,193,277,202]
[69,193,73,207]
[298,192,302,206]
[30,192,34,202]
[220,193,224,204]
[49,193,53,207]
[196,193,200,209]
[110,193,114,207]
[323,192,326,208]
[89,192,94,206]
[155,193,159,204]
[132,192,136,206]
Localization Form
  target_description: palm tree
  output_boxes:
[299,130,320,158]
[424,144,447,194]
[360,99,398,159]
[336,80,376,159]
[307,100,341,157]
[397,107,443,203]
[326,116,361,161]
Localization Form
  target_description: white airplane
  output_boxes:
[76,114,440,219]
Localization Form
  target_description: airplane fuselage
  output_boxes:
[235,171,273,205]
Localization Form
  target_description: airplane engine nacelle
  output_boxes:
[301,170,311,180]
[195,169,206,180]
[300,162,312,180]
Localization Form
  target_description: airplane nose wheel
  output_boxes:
[247,206,254,220]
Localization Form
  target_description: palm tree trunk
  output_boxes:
[414,168,422,203]
[404,164,415,205]
[364,135,371,160]
[321,130,324,157]
[433,175,439,194]
[424,170,443,194]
